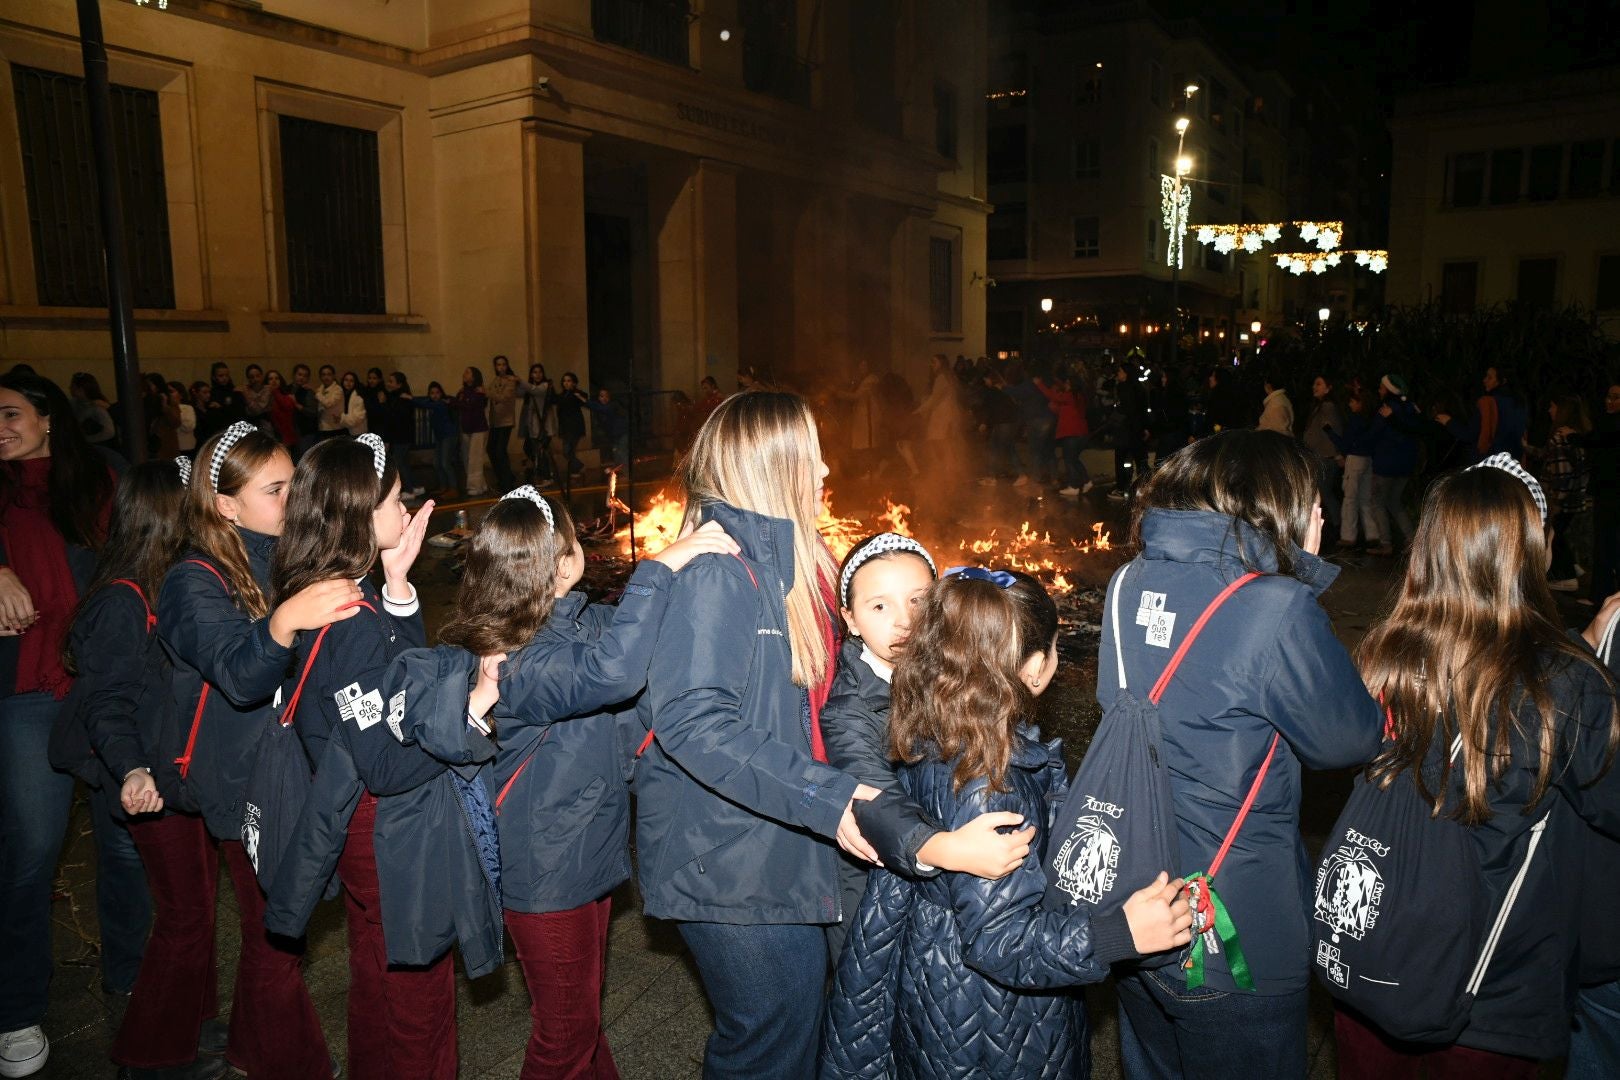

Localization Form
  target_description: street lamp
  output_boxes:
[1040,297,1053,313]
[1250,320,1262,334]
[1318,307,1331,322]
[1162,86,1197,368]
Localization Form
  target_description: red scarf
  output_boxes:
[806,569,841,763]
[2,458,80,699]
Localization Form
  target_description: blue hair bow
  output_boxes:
[943,566,1017,589]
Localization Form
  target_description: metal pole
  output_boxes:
[625,368,637,560]
[76,0,145,463]
[1170,237,1180,370]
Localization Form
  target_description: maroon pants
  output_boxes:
[338,794,458,1080]
[1335,1007,1539,1079]
[221,839,331,1079]
[111,813,219,1068]
[506,897,620,1080]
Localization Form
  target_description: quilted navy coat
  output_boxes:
[821,730,1138,1080]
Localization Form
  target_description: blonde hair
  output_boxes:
[680,391,837,688]
[184,427,288,618]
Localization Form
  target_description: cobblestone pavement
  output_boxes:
[38,467,1577,1078]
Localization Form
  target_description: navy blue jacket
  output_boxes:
[51,581,180,812]
[822,729,1135,1080]
[491,560,675,914]
[633,500,861,924]
[159,529,295,839]
[1101,510,1383,994]
[1326,409,1376,458]
[1370,398,1421,477]
[266,644,503,977]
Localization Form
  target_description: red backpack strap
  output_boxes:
[110,579,156,633]
[183,558,230,594]
[1207,731,1281,881]
[278,600,376,729]
[1147,572,1262,705]
[495,727,554,813]
[635,552,760,761]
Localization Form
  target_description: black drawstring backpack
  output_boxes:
[1310,728,1549,1042]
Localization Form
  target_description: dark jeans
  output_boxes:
[988,422,1021,477]
[340,795,457,1080]
[0,691,76,1029]
[561,432,586,475]
[1372,474,1414,549]
[89,785,152,994]
[220,840,330,1078]
[1058,436,1090,488]
[1334,1005,1537,1079]
[433,438,459,492]
[113,812,218,1069]
[506,897,618,1080]
[524,436,555,483]
[1115,444,1149,497]
[1024,418,1055,482]
[1317,457,1343,535]
[1569,978,1620,1079]
[388,441,417,493]
[678,921,827,1080]
[488,425,518,491]
[1116,965,1308,1079]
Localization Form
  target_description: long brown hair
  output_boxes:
[890,571,1058,794]
[62,458,188,674]
[439,495,578,655]
[184,427,288,618]
[271,438,399,603]
[1358,467,1617,823]
[680,390,838,688]
[1133,429,1317,577]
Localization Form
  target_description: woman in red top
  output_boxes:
[1036,371,1091,495]
[266,370,299,449]
[0,371,123,1079]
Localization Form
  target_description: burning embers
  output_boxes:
[614,488,1110,596]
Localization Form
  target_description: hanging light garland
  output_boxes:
[1295,221,1344,251]
[1273,249,1388,275]
[1192,223,1283,254]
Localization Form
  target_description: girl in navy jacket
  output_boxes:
[265,433,452,1080]
[821,532,1037,963]
[159,421,362,1080]
[55,458,207,1077]
[823,569,1191,1080]
[449,486,736,1079]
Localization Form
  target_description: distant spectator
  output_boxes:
[288,363,320,458]
[518,363,555,485]
[419,381,460,497]
[314,364,344,439]
[240,363,271,428]
[1257,371,1294,436]
[167,381,196,454]
[69,372,117,446]
[486,355,520,491]
[1440,366,1528,463]
[550,372,588,478]
[1204,367,1244,434]
[1528,392,1591,591]
[191,380,228,443]
[1038,369,1091,495]
[588,386,630,470]
[1303,374,1344,538]
[1003,362,1055,486]
[208,362,245,426]
[264,369,298,448]
[1368,373,1421,556]
[456,366,490,497]
[338,370,368,436]
[971,367,1022,486]
[1572,382,1620,604]
[381,372,422,498]
[360,367,388,439]
[1150,367,1189,464]
[141,372,171,456]
[1328,386,1380,551]
[1108,360,1150,501]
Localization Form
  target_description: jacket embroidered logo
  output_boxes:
[335,682,385,730]
[1136,590,1177,647]
[1053,812,1121,904]
[1313,830,1387,955]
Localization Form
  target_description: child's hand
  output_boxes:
[269,579,364,646]
[917,811,1034,879]
[381,499,435,591]
[1122,871,1193,955]
[837,784,885,866]
[650,521,740,572]
[467,652,506,725]
[120,770,163,816]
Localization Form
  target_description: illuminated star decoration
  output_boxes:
[1161,175,1192,269]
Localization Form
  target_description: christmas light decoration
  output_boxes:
[1190,222,1287,255]
[1295,221,1344,251]
[1272,249,1388,275]
[133,0,169,7]
[1161,175,1192,269]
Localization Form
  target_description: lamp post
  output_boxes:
[1163,84,1196,368]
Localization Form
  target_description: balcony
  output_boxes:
[592,0,690,67]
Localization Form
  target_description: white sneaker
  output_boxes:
[1107,489,1130,502]
[1058,486,1080,496]
[1012,475,1030,488]
[0,1026,47,1078]
[1081,481,1094,494]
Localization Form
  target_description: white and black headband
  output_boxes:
[208,421,258,492]
[174,455,192,487]
[355,432,387,479]
[500,485,555,529]
[839,532,937,607]
[1467,451,1547,526]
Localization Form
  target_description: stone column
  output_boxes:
[651,157,739,394]
[521,120,590,383]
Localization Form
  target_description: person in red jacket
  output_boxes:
[1036,371,1091,495]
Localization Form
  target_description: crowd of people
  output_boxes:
[64,357,649,507]
[4,363,1620,1080]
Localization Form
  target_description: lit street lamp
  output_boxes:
[1162,86,1197,367]
[1318,307,1331,322]
[1250,320,1262,334]
[1040,297,1053,313]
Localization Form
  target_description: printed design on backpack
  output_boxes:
[243,800,263,872]
[1313,826,1390,948]
[386,691,406,742]
[1053,798,1124,904]
[1136,590,1177,649]
[335,681,385,730]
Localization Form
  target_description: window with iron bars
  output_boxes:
[278,114,385,314]
[12,64,174,309]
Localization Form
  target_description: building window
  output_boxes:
[988,125,1027,184]
[1489,148,1523,204]
[1209,80,1228,131]
[1077,64,1103,104]
[1450,152,1486,207]
[1571,140,1605,198]
[279,115,385,314]
[1073,138,1100,180]
[1517,258,1558,307]
[1441,260,1479,313]
[1149,60,1163,106]
[1596,255,1620,311]
[11,64,174,309]
[1527,144,1563,202]
[1147,137,1160,179]
[987,202,1027,261]
[933,81,958,160]
[1146,217,1159,261]
[741,0,808,104]
[1072,216,1099,259]
[1206,150,1228,205]
[592,0,690,66]
[928,237,956,333]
